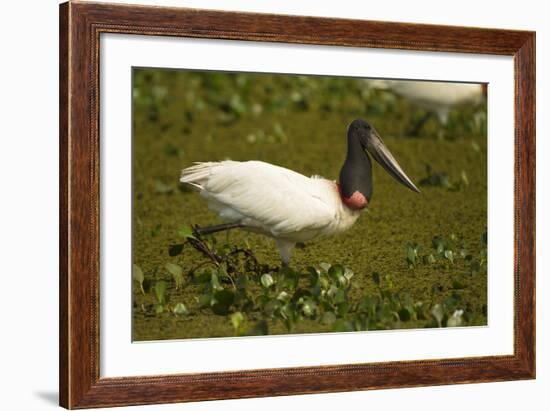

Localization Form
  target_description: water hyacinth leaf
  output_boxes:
[173,302,189,316]
[277,291,290,303]
[328,264,344,280]
[321,311,337,325]
[215,289,235,307]
[470,260,482,274]
[165,262,184,289]
[154,281,167,305]
[452,279,465,289]
[332,289,346,305]
[168,243,184,257]
[132,264,145,294]
[250,320,269,336]
[460,170,469,187]
[447,309,464,327]
[260,273,275,288]
[193,270,211,284]
[154,180,174,194]
[302,299,317,317]
[336,302,349,316]
[198,293,212,308]
[236,273,248,290]
[230,311,244,332]
[431,304,444,327]
[319,262,331,273]
[344,267,354,281]
[263,300,281,317]
[406,245,418,266]
[211,272,223,291]
[398,308,411,322]
[444,250,454,263]
[332,320,354,332]
[178,224,195,239]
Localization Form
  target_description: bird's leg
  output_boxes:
[276,239,296,268]
[194,222,244,236]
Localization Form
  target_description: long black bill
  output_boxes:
[365,129,420,193]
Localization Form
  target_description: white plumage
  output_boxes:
[180,160,360,264]
[368,80,484,124]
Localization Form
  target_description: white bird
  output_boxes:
[180,119,419,266]
[368,80,486,132]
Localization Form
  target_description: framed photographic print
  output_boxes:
[59,1,535,408]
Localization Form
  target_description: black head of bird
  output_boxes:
[339,118,420,210]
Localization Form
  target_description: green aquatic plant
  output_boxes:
[418,164,469,191]
[151,227,474,336]
[405,232,487,274]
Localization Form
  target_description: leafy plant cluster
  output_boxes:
[417,164,470,191]
[405,232,487,275]
[132,69,487,141]
[133,225,478,336]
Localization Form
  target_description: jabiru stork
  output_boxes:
[180,118,420,266]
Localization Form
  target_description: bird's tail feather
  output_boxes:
[180,162,219,189]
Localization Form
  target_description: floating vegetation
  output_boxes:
[418,164,470,191]
[131,227,481,338]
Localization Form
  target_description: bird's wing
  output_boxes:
[181,161,337,236]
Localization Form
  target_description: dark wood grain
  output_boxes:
[59,1,536,408]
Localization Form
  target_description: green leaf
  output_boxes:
[431,304,444,327]
[301,299,317,317]
[165,262,184,289]
[452,279,465,289]
[321,311,337,325]
[132,264,145,294]
[343,267,355,281]
[398,308,411,322]
[332,320,354,332]
[332,289,346,305]
[215,289,235,307]
[447,309,464,327]
[444,250,454,263]
[319,262,331,273]
[250,320,269,336]
[406,245,417,266]
[211,272,223,291]
[154,281,167,305]
[173,302,189,316]
[236,273,248,290]
[197,294,211,308]
[178,224,195,239]
[277,291,290,303]
[260,274,274,288]
[372,272,380,286]
[168,243,184,257]
[193,270,211,284]
[470,260,482,274]
[230,312,244,332]
[336,302,349,316]
[328,264,344,280]
[154,180,174,194]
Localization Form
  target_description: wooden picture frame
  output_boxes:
[59,1,535,408]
